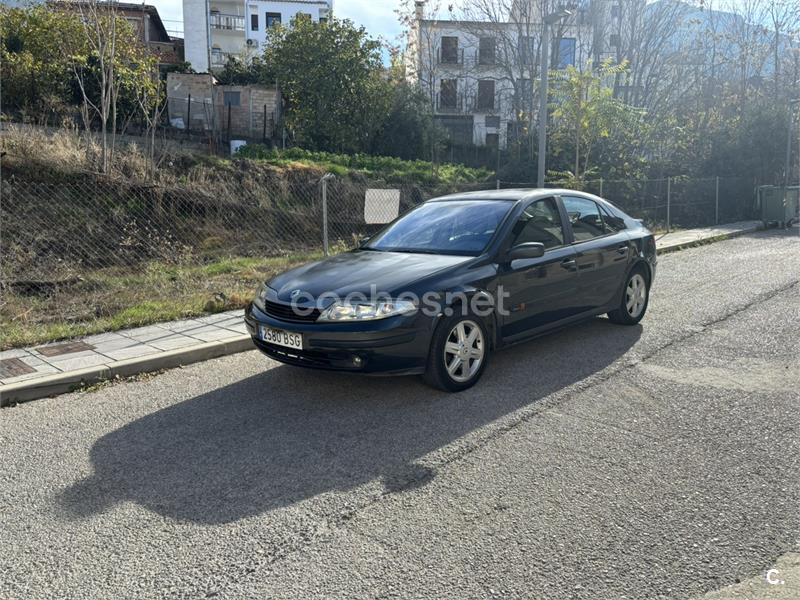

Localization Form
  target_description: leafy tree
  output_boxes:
[263,16,391,153]
[1,4,159,126]
[370,81,438,161]
[549,60,645,184]
[0,5,84,122]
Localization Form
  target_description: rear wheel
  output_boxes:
[608,267,649,325]
[423,314,489,392]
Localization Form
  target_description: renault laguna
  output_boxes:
[244,189,656,391]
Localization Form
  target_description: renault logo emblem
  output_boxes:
[290,289,302,299]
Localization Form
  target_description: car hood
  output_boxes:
[268,250,473,302]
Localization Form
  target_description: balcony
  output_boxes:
[209,13,245,32]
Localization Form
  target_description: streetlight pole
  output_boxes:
[537,9,572,189]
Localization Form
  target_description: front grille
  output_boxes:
[263,299,321,323]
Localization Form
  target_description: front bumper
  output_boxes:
[244,302,435,375]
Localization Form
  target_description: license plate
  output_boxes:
[260,326,303,350]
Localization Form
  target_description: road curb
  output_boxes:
[656,224,762,254]
[0,334,253,406]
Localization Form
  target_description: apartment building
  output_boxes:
[407,0,615,149]
[183,0,331,72]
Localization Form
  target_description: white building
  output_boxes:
[407,0,614,150]
[183,0,331,72]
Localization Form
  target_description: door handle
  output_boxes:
[561,258,577,270]
[617,245,628,254]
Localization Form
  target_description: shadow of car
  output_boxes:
[57,318,642,525]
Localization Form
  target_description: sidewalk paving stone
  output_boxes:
[147,335,199,351]
[42,353,109,372]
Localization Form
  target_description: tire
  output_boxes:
[423,311,490,392]
[607,265,650,325]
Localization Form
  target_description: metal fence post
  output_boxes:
[186,94,191,134]
[599,177,604,197]
[321,173,334,256]
[666,176,671,233]
[496,179,500,190]
[715,176,720,224]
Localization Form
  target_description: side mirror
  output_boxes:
[507,242,545,261]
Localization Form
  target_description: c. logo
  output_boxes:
[766,569,784,585]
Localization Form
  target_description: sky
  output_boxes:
[151,0,404,44]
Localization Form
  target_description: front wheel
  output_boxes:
[608,267,650,325]
[423,314,489,392]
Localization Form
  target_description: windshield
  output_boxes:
[365,200,513,255]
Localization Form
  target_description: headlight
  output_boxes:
[255,283,269,305]
[317,299,417,321]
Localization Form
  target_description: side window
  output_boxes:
[510,198,564,249]
[599,203,626,233]
[562,196,605,242]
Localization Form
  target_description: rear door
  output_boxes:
[496,197,579,340]
[561,195,632,311]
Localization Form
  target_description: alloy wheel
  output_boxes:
[626,273,647,318]
[443,320,484,383]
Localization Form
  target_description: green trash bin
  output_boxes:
[758,186,799,227]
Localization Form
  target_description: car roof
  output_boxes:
[428,188,600,203]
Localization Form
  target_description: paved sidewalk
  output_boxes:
[0,220,763,405]
[656,220,762,252]
[0,311,250,405]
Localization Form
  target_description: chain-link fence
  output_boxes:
[0,170,759,349]
[0,173,493,348]
[499,175,757,230]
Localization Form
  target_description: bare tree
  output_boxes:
[56,0,147,173]
[136,73,168,179]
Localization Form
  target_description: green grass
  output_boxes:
[235,146,492,185]
[0,251,331,350]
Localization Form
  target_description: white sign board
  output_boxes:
[364,188,401,224]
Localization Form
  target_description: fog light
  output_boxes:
[352,356,363,367]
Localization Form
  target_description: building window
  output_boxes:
[557,38,576,68]
[610,4,621,18]
[610,33,621,47]
[477,79,495,111]
[486,133,499,148]
[250,13,258,30]
[485,115,500,128]
[478,37,496,65]
[440,36,459,64]
[439,79,458,109]
[223,91,241,106]
[266,12,281,27]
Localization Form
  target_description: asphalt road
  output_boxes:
[1,229,798,600]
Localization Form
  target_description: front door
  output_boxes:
[497,197,579,340]
[561,195,632,311]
